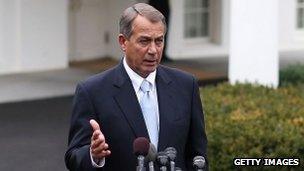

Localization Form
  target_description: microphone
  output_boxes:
[157,151,169,171]
[175,167,182,171]
[145,143,157,171]
[133,137,150,171]
[193,156,206,171]
[164,147,177,171]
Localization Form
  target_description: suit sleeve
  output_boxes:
[185,77,209,170]
[65,83,101,171]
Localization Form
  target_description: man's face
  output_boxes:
[119,15,165,78]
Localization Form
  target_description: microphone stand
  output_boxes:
[148,161,154,171]
[137,155,145,171]
[170,161,175,171]
[157,152,168,171]
[160,166,167,171]
[164,147,177,171]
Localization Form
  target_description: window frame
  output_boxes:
[296,0,304,29]
[183,0,210,40]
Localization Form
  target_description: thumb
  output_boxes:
[90,119,100,132]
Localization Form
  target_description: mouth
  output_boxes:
[143,59,158,66]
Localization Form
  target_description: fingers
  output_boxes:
[91,129,104,141]
[90,119,111,159]
[91,133,105,149]
[92,149,111,159]
[91,143,108,154]
[91,142,111,159]
[90,119,100,132]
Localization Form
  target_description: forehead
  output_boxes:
[131,15,165,37]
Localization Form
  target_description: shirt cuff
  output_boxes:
[90,148,105,168]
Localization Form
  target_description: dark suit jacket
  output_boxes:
[65,61,208,171]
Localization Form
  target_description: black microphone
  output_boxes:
[193,156,206,171]
[145,143,157,171]
[133,137,150,171]
[157,151,169,171]
[164,147,177,171]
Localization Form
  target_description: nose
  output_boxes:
[148,42,157,55]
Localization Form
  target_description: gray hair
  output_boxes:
[119,3,167,39]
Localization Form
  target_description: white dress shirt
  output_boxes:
[123,57,160,133]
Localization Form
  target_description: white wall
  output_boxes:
[0,0,68,75]
[69,0,108,61]
[279,0,304,51]
[0,1,1,55]
[1,0,302,76]
[0,0,19,73]
[167,0,304,60]
[167,0,229,59]
[20,0,68,71]
[106,0,136,60]
[68,0,136,61]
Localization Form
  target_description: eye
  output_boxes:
[139,39,150,46]
[155,38,164,46]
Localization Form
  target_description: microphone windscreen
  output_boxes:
[133,137,150,156]
[145,143,157,162]
[157,151,169,166]
[164,147,177,161]
[193,156,206,169]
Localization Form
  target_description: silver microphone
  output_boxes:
[175,167,182,171]
[157,151,169,171]
[133,137,150,171]
[145,143,157,171]
[193,156,206,171]
[164,147,177,171]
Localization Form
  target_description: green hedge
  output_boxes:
[280,64,304,86]
[202,83,304,170]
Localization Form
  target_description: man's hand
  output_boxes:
[90,119,111,159]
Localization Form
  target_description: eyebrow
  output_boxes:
[139,35,164,39]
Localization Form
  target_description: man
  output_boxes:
[65,3,208,171]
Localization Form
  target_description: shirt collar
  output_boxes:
[123,57,156,93]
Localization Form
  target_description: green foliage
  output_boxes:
[280,64,304,86]
[201,83,304,171]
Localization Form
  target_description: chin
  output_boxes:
[148,66,157,72]
[142,68,156,75]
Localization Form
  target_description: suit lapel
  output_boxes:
[112,63,177,148]
[156,66,176,150]
[113,62,149,139]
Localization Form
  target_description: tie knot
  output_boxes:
[140,80,152,93]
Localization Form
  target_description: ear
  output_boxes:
[118,34,127,52]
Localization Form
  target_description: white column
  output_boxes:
[0,0,68,75]
[229,0,279,87]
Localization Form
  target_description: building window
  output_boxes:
[297,0,304,29]
[184,0,209,38]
